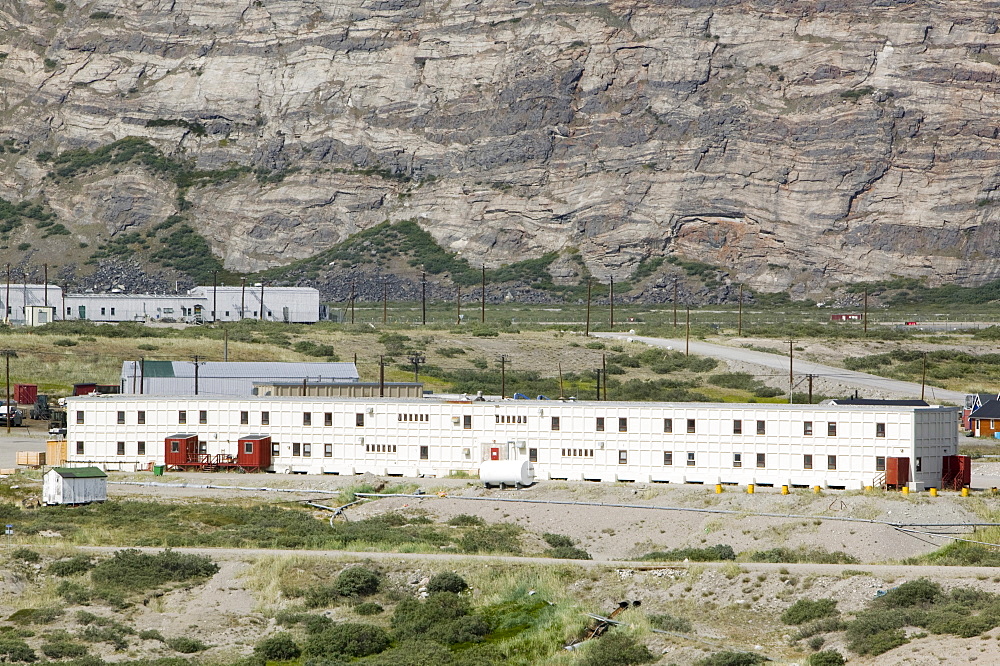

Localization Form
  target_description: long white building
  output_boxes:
[63,396,959,490]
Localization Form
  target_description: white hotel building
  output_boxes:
[64,396,958,490]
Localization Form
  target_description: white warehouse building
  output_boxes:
[63,396,959,490]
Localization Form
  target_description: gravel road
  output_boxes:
[594,332,967,405]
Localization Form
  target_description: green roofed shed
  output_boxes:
[43,466,108,505]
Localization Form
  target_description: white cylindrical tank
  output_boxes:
[479,459,535,488]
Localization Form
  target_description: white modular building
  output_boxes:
[0,284,62,325]
[119,361,361,396]
[42,466,108,505]
[63,396,959,490]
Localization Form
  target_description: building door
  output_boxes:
[283,306,289,323]
[78,306,86,319]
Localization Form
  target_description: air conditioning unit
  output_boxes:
[462,448,471,458]
[451,416,461,425]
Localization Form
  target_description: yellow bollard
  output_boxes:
[781,485,789,495]
[715,484,723,494]
[929,487,938,497]
[813,485,821,494]
[961,487,970,497]
[902,486,909,495]
[747,484,755,494]
[865,485,873,492]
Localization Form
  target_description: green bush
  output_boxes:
[90,548,219,589]
[354,602,384,616]
[579,631,655,666]
[303,623,390,659]
[334,566,381,597]
[303,584,340,609]
[547,545,592,560]
[6,608,62,625]
[391,592,488,645]
[353,639,453,666]
[793,617,847,640]
[693,651,766,666]
[0,638,36,663]
[876,579,941,609]
[427,572,468,594]
[446,514,483,527]
[747,547,858,565]
[638,544,735,562]
[11,548,40,563]
[781,599,838,625]
[41,635,88,659]
[542,533,574,549]
[53,338,77,346]
[254,633,301,661]
[807,651,845,666]
[49,555,95,577]
[458,524,522,554]
[166,637,208,653]
[647,613,692,633]
[138,630,165,642]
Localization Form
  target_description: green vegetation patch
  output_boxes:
[638,544,735,562]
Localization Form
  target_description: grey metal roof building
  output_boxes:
[120,361,360,397]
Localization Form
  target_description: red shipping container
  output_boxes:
[885,457,910,487]
[237,435,271,471]
[14,384,37,405]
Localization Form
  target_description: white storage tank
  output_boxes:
[479,459,535,488]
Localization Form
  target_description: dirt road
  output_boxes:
[594,332,966,404]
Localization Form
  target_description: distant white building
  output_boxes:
[0,284,61,325]
[42,466,107,505]
[120,361,361,397]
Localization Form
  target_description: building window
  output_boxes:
[876,422,886,438]
[686,419,696,433]
[303,412,312,426]
[356,413,365,427]
[325,412,333,426]
[529,448,537,462]
[137,411,145,425]
[663,451,673,466]
[876,456,886,472]
[419,446,429,460]
[618,450,628,465]
[271,442,280,457]
[170,441,179,453]
[803,421,813,436]
[262,411,270,425]
[292,443,301,456]
[915,457,922,472]
[240,411,249,425]
[324,443,333,457]
[76,441,84,455]
[244,441,254,454]
[110,307,116,316]
[76,411,84,425]
[303,443,312,457]
[827,455,837,471]
[618,417,628,433]
[463,415,472,430]
[199,410,208,425]
[756,420,766,435]
[137,441,145,455]
[100,307,106,316]
[733,453,742,468]
[757,453,766,468]
[117,411,125,424]
[178,410,187,424]
[664,418,673,433]
[733,420,742,435]
[596,417,605,432]
[117,441,125,455]
[827,422,837,436]
[687,452,695,466]
[551,416,560,431]
[803,454,813,470]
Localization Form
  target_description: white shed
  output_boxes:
[43,467,108,506]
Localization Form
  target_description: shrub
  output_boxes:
[876,579,941,609]
[807,652,845,666]
[0,639,36,663]
[638,544,735,562]
[138,630,165,642]
[303,584,341,609]
[694,651,767,666]
[794,617,847,639]
[41,635,88,658]
[254,633,301,661]
[303,623,390,659]
[781,599,838,625]
[7,608,62,625]
[579,631,655,666]
[355,639,453,666]
[53,338,77,346]
[547,545,592,560]
[49,555,95,577]
[334,566,381,597]
[354,602,384,616]
[392,592,488,645]
[542,533,574,549]
[458,524,522,554]
[11,548,40,563]
[427,572,468,594]
[166,637,208,653]
[446,514,483,527]
[90,548,219,589]
[648,613,692,633]
[747,547,858,564]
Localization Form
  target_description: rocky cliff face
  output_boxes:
[3,0,1000,296]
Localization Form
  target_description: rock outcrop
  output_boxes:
[3,0,1000,294]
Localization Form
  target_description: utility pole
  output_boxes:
[673,278,678,327]
[594,369,602,400]
[191,355,203,395]
[481,264,486,324]
[863,288,869,334]
[408,352,426,383]
[421,270,427,326]
[808,374,814,404]
[223,329,229,362]
[139,356,145,395]
[212,270,218,323]
[602,353,608,401]
[921,352,927,401]
[43,264,48,307]
[4,264,9,325]
[350,278,355,325]
[379,355,385,397]
[240,276,246,320]
[788,339,795,404]
[1,350,15,434]
[609,277,615,329]
[685,306,691,356]
[738,284,743,336]
[558,363,565,399]
[259,281,265,320]
[497,354,510,398]
[456,285,461,325]
[382,278,388,325]
[585,278,592,336]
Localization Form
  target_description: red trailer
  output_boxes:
[14,384,37,405]
[73,383,121,396]
[164,434,200,467]
[237,435,272,472]
[942,455,972,490]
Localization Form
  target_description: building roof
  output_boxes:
[829,399,930,406]
[50,466,107,479]
[123,361,360,382]
[970,399,1000,420]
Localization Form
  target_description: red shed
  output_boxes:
[14,384,37,405]
[237,435,271,471]
[942,455,972,490]
[164,434,200,467]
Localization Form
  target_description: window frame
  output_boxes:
[732,453,742,468]
[686,451,695,466]
[827,422,837,436]
[827,455,837,470]
[733,419,742,435]
[876,422,886,438]
[551,416,560,431]
[756,453,766,468]
[663,451,673,466]
[686,418,696,434]
[618,450,628,465]
[803,454,813,470]
[803,421,813,436]
[596,417,605,432]
[664,418,673,433]
[756,420,766,435]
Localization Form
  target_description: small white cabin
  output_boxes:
[43,467,108,506]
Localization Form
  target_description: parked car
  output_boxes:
[0,405,23,427]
